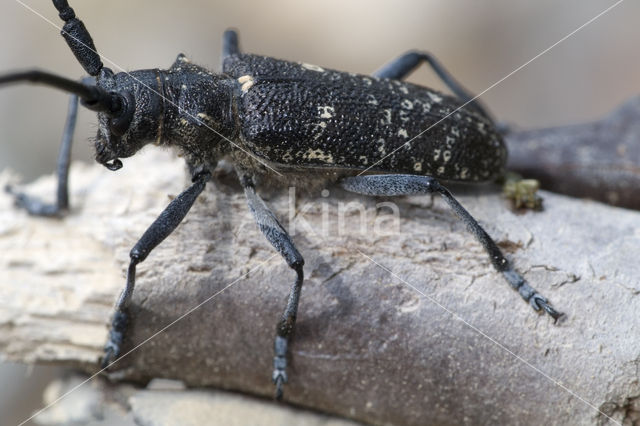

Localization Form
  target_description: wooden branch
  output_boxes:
[506,96,640,210]
[1,127,639,424]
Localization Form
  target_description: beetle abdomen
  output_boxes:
[225,54,506,182]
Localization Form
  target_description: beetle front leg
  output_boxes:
[341,174,562,321]
[5,93,77,217]
[102,170,211,367]
[239,173,304,401]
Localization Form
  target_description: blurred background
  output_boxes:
[1,0,638,424]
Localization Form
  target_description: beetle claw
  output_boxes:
[101,345,117,369]
[272,370,287,401]
[530,294,563,323]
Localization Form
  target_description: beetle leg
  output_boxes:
[222,29,240,59]
[5,93,77,217]
[341,174,563,321]
[101,170,211,368]
[239,173,304,401]
[373,51,494,121]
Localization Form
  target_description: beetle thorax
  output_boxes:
[159,60,236,166]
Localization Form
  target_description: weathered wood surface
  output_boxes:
[1,133,639,424]
[507,96,640,210]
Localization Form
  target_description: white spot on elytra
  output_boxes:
[397,129,408,138]
[443,150,451,163]
[318,106,334,119]
[181,84,187,90]
[367,94,378,105]
[381,109,392,125]
[359,156,368,165]
[427,92,443,103]
[312,121,327,139]
[197,112,212,122]
[304,148,334,163]
[237,75,255,92]
[401,99,413,110]
[399,86,409,94]
[301,62,324,72]
[413,162,422,172]
[433,149,441,161]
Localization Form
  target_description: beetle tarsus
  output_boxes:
[530,294,563,322]
[101,309,127,369]
[273,375,285,401]
[101,347,116,369]
[272,334,289,400]
[504,270,562,321]
[5,184,64,217]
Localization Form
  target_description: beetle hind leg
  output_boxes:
[340,174,562,321]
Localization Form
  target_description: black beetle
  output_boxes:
[0,0,560,400]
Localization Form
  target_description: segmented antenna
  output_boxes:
[0,71,122,115]
[52,0,103,76]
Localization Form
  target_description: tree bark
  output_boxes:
[1,125,639,425]
[506,96,640,210]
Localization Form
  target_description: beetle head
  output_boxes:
[92,68,165,171]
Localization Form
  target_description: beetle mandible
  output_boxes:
[0,0,561,400]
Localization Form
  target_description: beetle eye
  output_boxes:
[109,91,135,136]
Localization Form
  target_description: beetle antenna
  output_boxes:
[0,70,123,115]
[52,0,103,76]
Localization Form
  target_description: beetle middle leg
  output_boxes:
[341,174,562,320]
[102,169,211,367]
[238,171,304,400]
